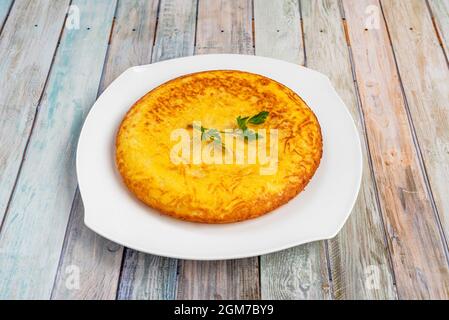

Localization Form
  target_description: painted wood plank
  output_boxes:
[0,0,115,299]
[254,0,304,65]
[0,0,70,225]
[176,0,260,300]
[195,0,253,55]
[428,0,449,58]
[301,0,396,300]
[152,0,198,62]
[343,0,449,299]
[51,0,159,300]
[382,0,449,274]
[0,0,13,32]
[254,0,330,300]
[117,0,197,300]
[260,244,330,300]
[52,191,123,299]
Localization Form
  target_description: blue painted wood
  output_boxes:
[0,0,116,299]
[51,0,160,299]
[0,0,70,226]
[0,0,13,31]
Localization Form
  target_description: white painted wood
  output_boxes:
[0,0,70,225]
[343,0,449,299]
[52,0,160,299]
[382,0,449,282]
[428,0,449,58]
[0,0,115,299]
[301,0,396,299]
[254,0,304,65]
[0,0,13,30]
[152,0,198,62]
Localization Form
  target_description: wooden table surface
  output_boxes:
[0,0,448,300]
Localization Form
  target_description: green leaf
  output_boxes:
[248,111,269,125]
[236,116,249,131]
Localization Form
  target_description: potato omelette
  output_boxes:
[116,70,322,223]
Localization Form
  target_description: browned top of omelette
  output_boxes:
[116,70,322,223]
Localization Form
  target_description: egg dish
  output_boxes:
[115,70,322,223]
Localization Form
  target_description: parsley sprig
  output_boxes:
[236,111,269,141]
[191,111,269,145]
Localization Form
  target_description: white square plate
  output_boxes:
[77,54,362,260]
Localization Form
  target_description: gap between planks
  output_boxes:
[338,0,398,291]
[378,0,449,264]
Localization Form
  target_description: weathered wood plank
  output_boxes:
[176,0,260,300]
[117,0,197,300]
[301,0,396,300]
[0,0,70,225]
[260,244,330,299]
[152,0,198,62]
[383,0,449,280]
[52,191,123,299]
[0,0,13,31]
[428,0,449,58]
[177,259,259,299]
[343,0,449,299]
[254,0,304,65]
[195,0,253,55]
[0,0,115,299]
[52,0,159,299]
[254,0,330,300]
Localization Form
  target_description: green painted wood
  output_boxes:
[0,0,13,31]
[255,0,331,300]
[0,0,116,299]
[302,0,396,299]
[117,0,197,300]
[51,0,160,299]
[0,0,70,225]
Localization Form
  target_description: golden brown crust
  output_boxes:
[116,70,322,223]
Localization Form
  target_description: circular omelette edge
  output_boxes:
[116,70,323,223]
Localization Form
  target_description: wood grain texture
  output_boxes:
[254,0,304,65]
[52,191,123,299]
[195,0,253,54]
[152,0,198,62]
[51,0,159,299]
[343,0,449,299]
[176,0,260,300]
[382,0,449,244]
[260,244,330,300]
[117,0,197,300]
[254,0,331,300]
[301,0,396,300]
[177,258,260,299]
[0,0,70,225]
[0,0,13,32]
[0,0,116,300]
[428,0,449,58]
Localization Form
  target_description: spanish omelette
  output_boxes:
[115,70,322,223]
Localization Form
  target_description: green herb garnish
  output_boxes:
[236,111,269,140]
[190,111,269,144]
